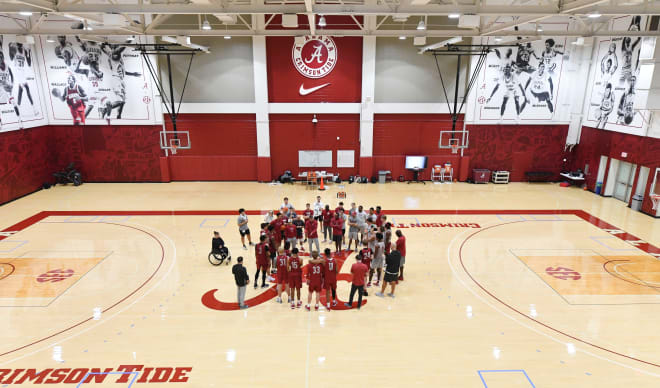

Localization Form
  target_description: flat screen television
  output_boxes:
[405,156,428,170]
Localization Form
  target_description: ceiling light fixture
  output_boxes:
[448,13,460,19]
[494,37,502,42]
[126,35,135,42]
[399,35,406,40]
[417,18,426,30]
[202,19,212,30]
[224,35,231,39]
[537,26,543,32]
[587,11,601,18]
[318,15,327,27]
[19,11,33,16]
[46,35,56,43]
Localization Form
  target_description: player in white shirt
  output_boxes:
[486,64,528,119]
[0,51,21,130]
[617,76,636,125]
[524,63,554,114]
[54,36,79,71]
[533,39,564,74]
[596,83,615,129]
[600,43,618,78]
[619,37,640,86]
[8,42,38,117]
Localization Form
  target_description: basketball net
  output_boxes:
[652,194,660,210]
[451,144,458,154]
[171,145,178,155]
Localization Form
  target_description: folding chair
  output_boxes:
[431,165,443,183]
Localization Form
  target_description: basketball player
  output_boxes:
[254,235,270,289]
[74,56,104,119]
[492,48,514,83]
[280,197,294,212]
[237,208,253,250]
[596,83,615,129]
[302,203,314,221]
[330,212,343,252]
[51,74,88,125]
[345,254,368,310]
[104,57,141,121]
[293,215,305,249]
[54,36,78,71]
[534,39,564,74]
[628,15,642,31]
[284,218,298,250]
[395,229,407,281]
[375,206,385,228]
[514,42,535,74]
[323,248,338,310]
[305,215,320,253]
[376,247,401,298]
[288,248,303,309]
[356,205,368,243]
[8,42,38,117]
[620,37,641,85]
[313,196,324,229]
[524,63,554,114]
[347,210,360,251]
[321,205,333,242]
[0,51,21,130]
[486,64,527,119]
[359,241,373,293]
[617,76,636,125]
[601,43,618,77]
[370,233,385,287]
[306,251,325,311]
[384,222,393,254]
[275,247,290,304]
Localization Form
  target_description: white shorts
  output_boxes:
[13,68,27,85]
[371,256,384,269]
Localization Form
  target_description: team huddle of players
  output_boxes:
[486,37,564,119]
[50,36,141,125]
[250,197,406,311]
[0,37,40,130]
[596,16,643,128]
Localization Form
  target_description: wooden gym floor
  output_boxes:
[0,181,658,387]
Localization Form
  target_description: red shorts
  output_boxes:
[69,104,86,125]
[256,261,269,271]
[324,278,337,290]
[288,273,302,289]
[308,282,322,293]
[363,259,371,269]
[276,272,288,284]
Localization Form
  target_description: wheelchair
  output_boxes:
[208,247,231,266]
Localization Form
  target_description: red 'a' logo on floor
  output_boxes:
[201,250,367,311]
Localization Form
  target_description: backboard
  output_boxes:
[438,130,469,150]
[159,131,191,155]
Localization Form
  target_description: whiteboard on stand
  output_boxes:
[299,151,333,168]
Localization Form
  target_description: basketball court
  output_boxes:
[0,182,657,386]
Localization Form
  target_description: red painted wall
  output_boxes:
[571,126,660,216]
[269,114,360,179]
[372,115,568,182]
[0,126,52,205]
[163,114,258,181]
[266,36,362,103]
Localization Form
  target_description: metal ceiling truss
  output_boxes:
[0,0,657,37]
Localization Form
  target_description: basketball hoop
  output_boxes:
[451,144,458,154]
[171,144,178,155]
[651,194,660,211]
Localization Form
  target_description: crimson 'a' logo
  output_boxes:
[292,36,338,79]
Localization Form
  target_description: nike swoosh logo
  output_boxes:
[299,83,331,96]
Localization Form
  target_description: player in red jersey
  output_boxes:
[302,203,314,221]
[305,251,325,311]
[375,206,385,228]
[358,241,372,295]
[330,212,344,252]
[323,248,338,309]
[284,219,298,250]
[288,248,303,309]
[254,235,270,289]
[321,205,334,243]
[275,248,290,304]
[266,224,278,274]
[52,74,87,125]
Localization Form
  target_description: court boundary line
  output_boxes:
[477,369,536,388]
[76,371,139,387]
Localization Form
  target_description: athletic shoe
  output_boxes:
[254,284,258,289]
[276,297,282,304]
[315,304,319,311]
[261,284,269,289]
[374,281,380,287]
[398,275,404,281]
[267,276,275,282]
[375,292,385,297]
[363,290,368,296]
[240,304,249,310]
[297,301,302,308]
[344,303,352,308]
[388,293,395,298]
[291,303,295,309]
[326,303,331,310]
[305,304,311,311]
[249,242,255,246]
[332,300,337,307]
[367,282,372,288]
[243,245,247,250]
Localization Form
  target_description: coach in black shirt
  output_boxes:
[232,257,249,309]
[377,249,401,298]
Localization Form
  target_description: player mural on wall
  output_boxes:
[476,25,568,122]
[51,74,88,126]
[586,15,646,131]
[41,35,154,125]
[0,50,21,130]
[8,41,39,118]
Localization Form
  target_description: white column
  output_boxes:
[360,36,376,158]
[252,35,270,157]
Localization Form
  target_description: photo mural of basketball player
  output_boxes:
[0,35,45,132]
[40,35,154,125]
[586,15,646,131]
[476,25,569,122]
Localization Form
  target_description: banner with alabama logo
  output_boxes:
[266,36,362,103]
